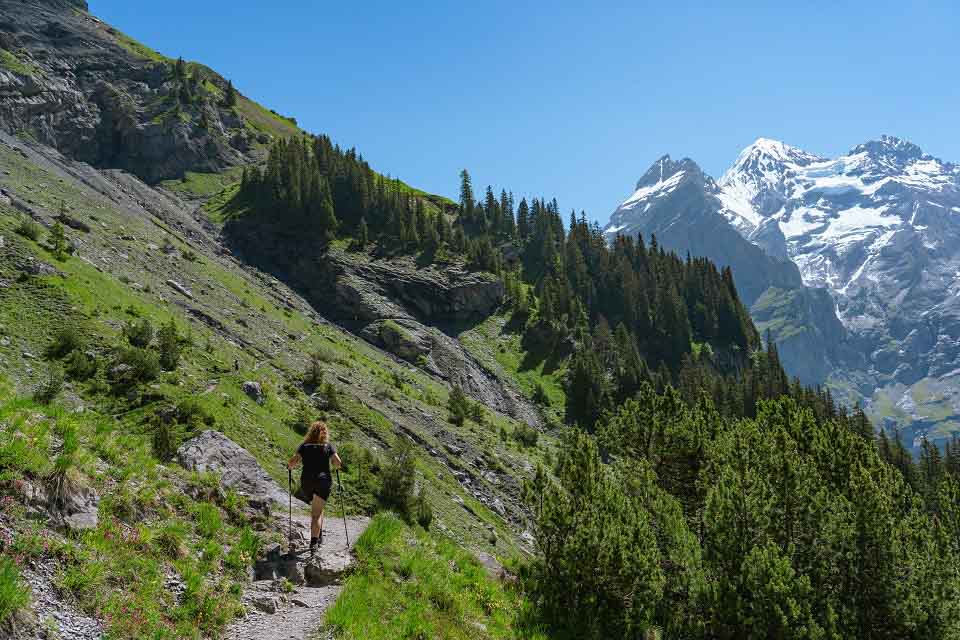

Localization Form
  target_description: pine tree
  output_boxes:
[458,169,475,222]
[223,79,237,107]
[356,216,369,249]
[49,222,68,260]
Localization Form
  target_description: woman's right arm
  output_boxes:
[287,453,301,470]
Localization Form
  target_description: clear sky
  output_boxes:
[90,0,959,222]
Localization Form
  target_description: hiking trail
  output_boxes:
[175,430,370,640]
[227,510,369,640]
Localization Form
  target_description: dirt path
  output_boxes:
[226,510,369,640]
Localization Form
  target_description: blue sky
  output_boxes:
[90,0,959,222]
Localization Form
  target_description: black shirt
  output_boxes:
[298,442,336,478]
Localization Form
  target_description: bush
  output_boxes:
[532,383,550,405]
[303,353,324,387]
[447,385,470,427]
[33,364,64,404]
[153,399,214,460]
[0,556,30,624]
[49,221,69,260]
[287,401,312,436]
[413,491,433,530]
[468,402,485,425]
[379,436,416,516]
[312,345,343,365]
[513,423,539,448]
[64,349,97,381]
[47,326,84,359]
[157,318,181,371]
[322,381,340,411]
[111,346,160,387]
[14,218,43,241]
[123,318,154,348]
[152,419,185,461]
[154,520,189,560]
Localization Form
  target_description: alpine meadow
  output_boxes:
[0,1,958,639]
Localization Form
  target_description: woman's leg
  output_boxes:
[311,494,327,539]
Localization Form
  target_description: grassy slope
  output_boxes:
[0,380,261,638]
[459,313,566,427]
[322,513,545,640]
[0,125,543,565]
[0,15,544,634]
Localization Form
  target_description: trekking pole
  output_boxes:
[287,468,295,555]
[336,468,350,549]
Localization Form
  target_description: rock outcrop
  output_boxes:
[176,430,287,512]
[0,0,275,183]
[221,221,541,426]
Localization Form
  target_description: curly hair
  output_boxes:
[303,420,329,445]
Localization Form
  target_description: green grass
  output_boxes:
[322,513,545,640]
[0,48,40,76]
[459,312,565,424]
[0,388,254,638]
[109,29,169,63]
[0,557,30,625]
[160,167,244,199]
[237,96,301,140]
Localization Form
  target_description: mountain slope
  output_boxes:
[0,3,550,636]
[604,154,847,384]
[0,0,298,183]
[718,136,960,447]
[608,134,960,449]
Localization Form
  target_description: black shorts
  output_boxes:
[298,474,332,503]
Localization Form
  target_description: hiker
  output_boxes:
[287,420,342,554]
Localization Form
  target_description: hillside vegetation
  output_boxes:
[2,2,960,640]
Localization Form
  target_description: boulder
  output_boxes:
[250,594,278,614]
[303,556,341,587]
[165,279,194,300]
[176,430,287,513]
[242,381,264,405]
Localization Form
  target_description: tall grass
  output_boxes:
[0,557,30,624]
[324,513,547,640]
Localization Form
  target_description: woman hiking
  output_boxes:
[287,420,342,555]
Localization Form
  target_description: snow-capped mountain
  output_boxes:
[604,154,846,385]
[605,135,960,449]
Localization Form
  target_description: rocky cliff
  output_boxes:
[0,0,289,183]
[223,211,540,426]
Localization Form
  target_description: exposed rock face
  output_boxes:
[222,221,541,425]
[176,430,287,512]
[16,477,99,531]
[0,0,263,183]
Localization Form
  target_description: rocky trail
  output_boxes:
[227,511,369,640]
[176,430,370,640]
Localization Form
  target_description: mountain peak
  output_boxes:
[849,135,925,162]
[634,154,703,190]
[729,137,823,173]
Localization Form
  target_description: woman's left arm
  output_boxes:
[331,453,342,470]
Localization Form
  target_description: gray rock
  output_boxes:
[176,430,287,512]
[250,594,278,614]
[303,557,341,587]
[242,381,264,405]
[166,279,194,299]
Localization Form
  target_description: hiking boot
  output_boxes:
[309,537,318,556]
